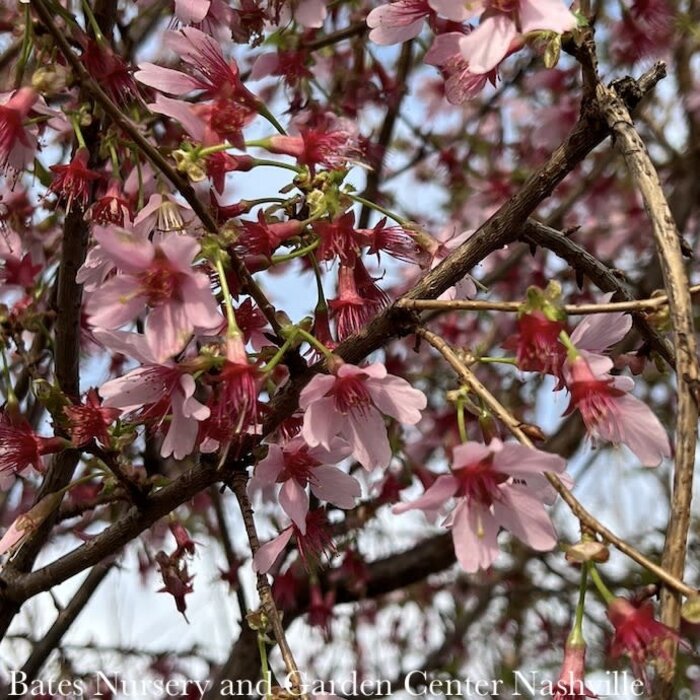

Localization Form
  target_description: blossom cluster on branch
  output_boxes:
[0,0,697,696]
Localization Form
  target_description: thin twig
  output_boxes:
[416,327,698,599]
[229,472,305,698]
[399,283,700,315]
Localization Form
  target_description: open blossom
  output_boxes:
[425,32,497,104]
[48,148,101,210]
[459,0,578,74]
[0,88,40,175]
[95,330,210,460]
[64,388,121,447]
[260,128,362,171]
[564,355,671,467]
[253,509,336,573]
[135,27,260,146]
[198,335,260,451]
[300,361,427,471]
[135,27,258,107]
[0,411,66,481]
[368,0,488,45]
[83,226,221,363]
[394,439,568,572]
[607,597,683,686]
[249,437,359,533]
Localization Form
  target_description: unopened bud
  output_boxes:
[32,65,70,95]
[565,540,610,564]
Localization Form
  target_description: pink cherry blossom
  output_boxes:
[367,0,432,45]
[300,361,427,471]
[253,509,336,573]
[425,33,497,104]
[83,227,221,363]
[249,437,359,532]
[393,439,568,572]
[0,88,40,176]
[564,355,671,467]
[95,330,210,460]
[135,27,258,108]
[291,0,327,27]
[459,0,577,74]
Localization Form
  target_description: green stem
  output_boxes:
[214,256,241,337]
[478,356,518,366]
[70,116,87,149]
[558,329,580,360]
[257,103,287,136]
[249,157,302,173]
[257,633,272,700]
[588,563,615,604]
[261,333,296,375]
[296,328,334,360]
[81,0,106,44]
[271,238,320,264]
[346,193,409,227]
[14,4,33,89]
[568,565,588,645]
[456,400,468,444]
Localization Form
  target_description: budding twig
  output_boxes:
[416,326,698,600]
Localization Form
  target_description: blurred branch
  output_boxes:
[15,562,112,687]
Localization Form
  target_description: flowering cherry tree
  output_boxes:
[0,0,698,697]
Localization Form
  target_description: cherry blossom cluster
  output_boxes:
[368,0,579,102]
[0,0,694,693]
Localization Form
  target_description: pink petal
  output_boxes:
[299,375,336,408]
[570,311,632,353]
[149,95,206,142]
[249,445,285,492]
[311,466,361,509]
[367,375,427,424]
[99,367,171,410]
[429,0,482,21]
[450,500,500,573]
[174,0,211,23]
[302,397,343,449]
[458,14,517,74]
[93,226,154,272]
[180,274,222,329]
[451,441,493,469]
[294,0,327,27]
[161,387,199,460]
[145,302,192,363]
[135,64,204,95]
[519,0,577,34]
[611,393,672,467]
[393,474,459,516]
[86,277,146,329]
[91,329,155,364]
[492,442,566,478]
[345,406,391,470]
[493,488,558,551]
[252,528,294,573]
[279,479,310,533]
[424,32,463,67]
